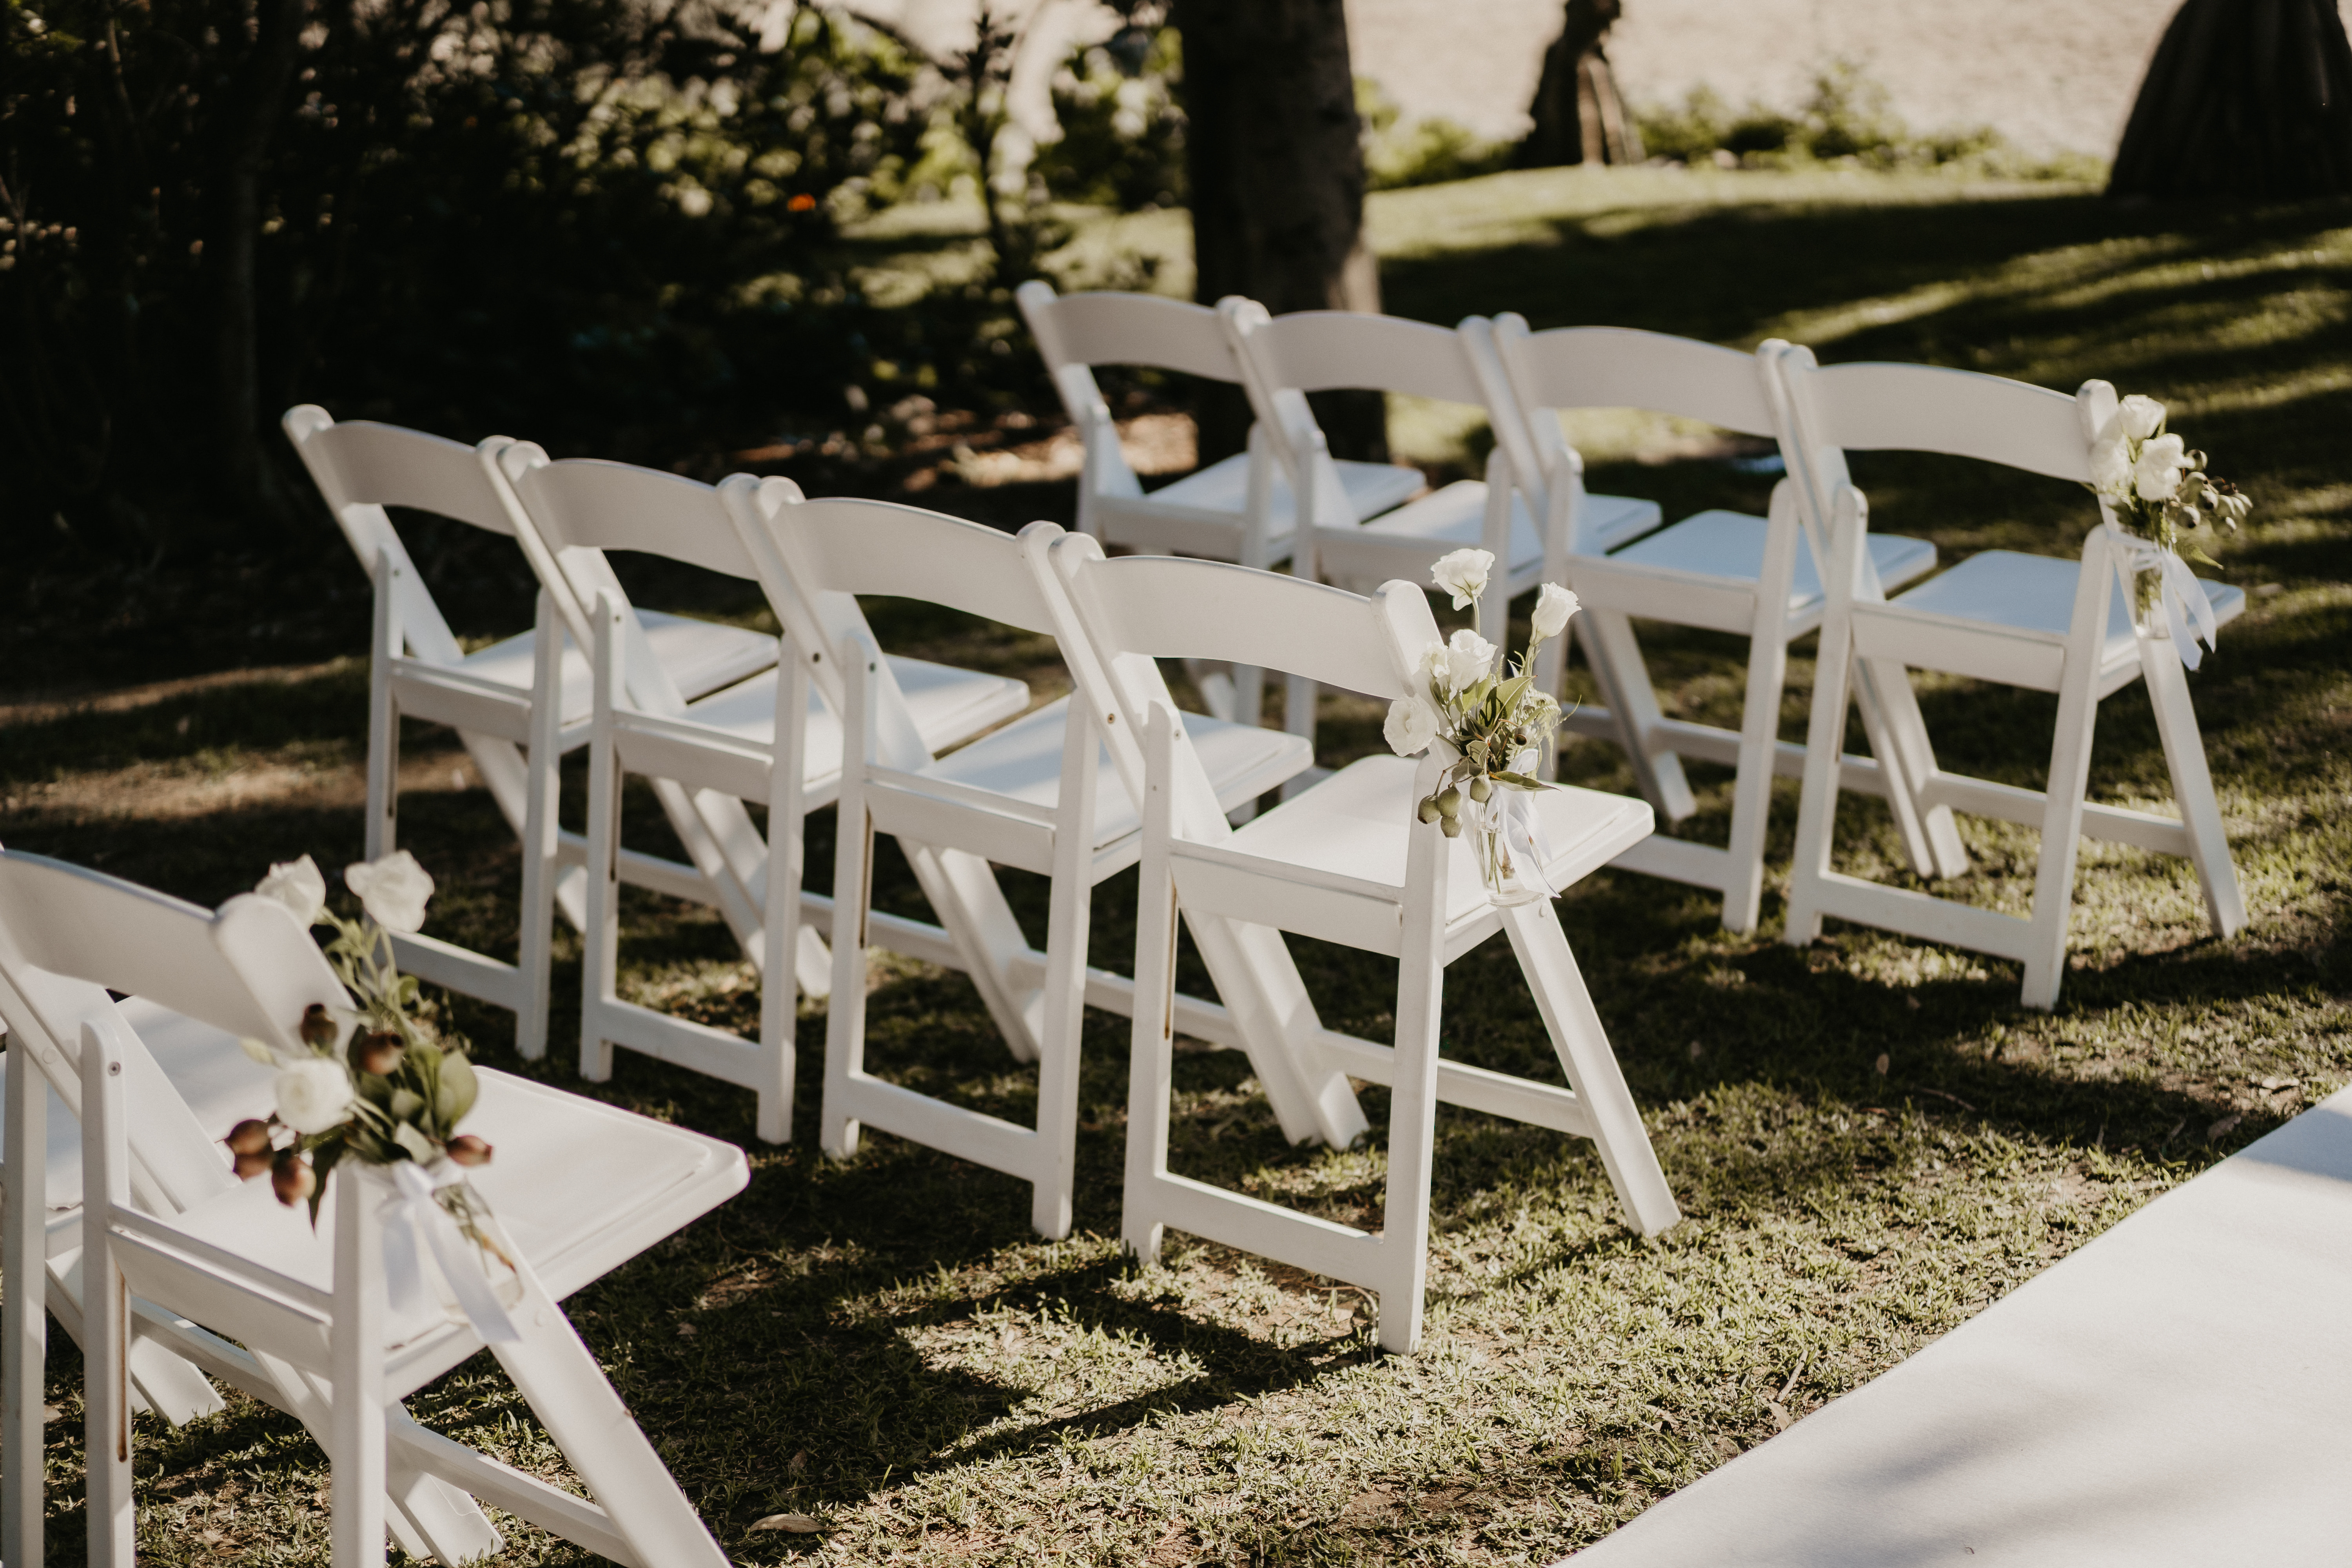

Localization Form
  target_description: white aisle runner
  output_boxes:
[1567,1087,2352,1567]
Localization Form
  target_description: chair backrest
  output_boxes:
[1487,315,1784,441]
[0,849,350,1214]
[497,447,774,719]
[1036,532,1438,831]
[283,406,545,670]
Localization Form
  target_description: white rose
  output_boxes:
[253,855,327,927]
[1531,582,1581,640]
[1429,548,1494,611]
[345,850,434,934]
[2133,433,2186,502]
[274,1057,355,1135]
[1441,628,1496,696]
[1383,697,1439,756]
[2089,436,2132,492]
[2116,394,2165,441]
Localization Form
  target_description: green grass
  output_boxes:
[5,166,2352,1565]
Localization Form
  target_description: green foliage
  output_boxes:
[1635,62,2101,180]
[1359,78,1511,192]
[1033,26,1186,210]
[0,0,928,557]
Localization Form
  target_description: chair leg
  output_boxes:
[1502,904,1680,1236]
[367,555,403,864]
[516,589,563,1061]
[2141,639,2247,938]
[580,602,626,1085]
[3,1041,47,1568]
[489,1272,729,1568]
[1723,617,1791,935]
[1029,715,1099,1240]
[1582,609,1697,822]
[758,650,809,1146]
[329,1172,390,1568]
[2020,669,2102,1010]
[1374,833,1448,1357]
[1853,657,1969,880]
[1785,590,1862,949]
[1122,728,1183,1266]
[821,806,874,1161]
[1281,675,1320,798]
[903,842,1046,1064]
[79,1027,135,1568]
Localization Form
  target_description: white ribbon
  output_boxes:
[380,1160,521,1344]
[2105,523,2219,671]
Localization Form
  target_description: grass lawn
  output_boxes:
[4,164,2350,1564]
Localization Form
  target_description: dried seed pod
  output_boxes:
[445,1134,494,1168]
[1416,795,1442,824]
[1439,815,1463,839]
[225,1118,274,1157]
[1436,787,1462,818]
[232,1149,276,1180]
[1468,776,1494,803]
[270,1150,317,1207]
[356,1031,405,1077]
[299,1004,339,1049]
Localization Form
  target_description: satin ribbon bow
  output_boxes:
[2105,523,2219,671]
[381,1160,521,1344]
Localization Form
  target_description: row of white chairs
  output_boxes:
[1022,283,2247,1008]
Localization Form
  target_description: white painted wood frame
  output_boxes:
[1776,356,2248,1007]
[1039,537,1680,1352]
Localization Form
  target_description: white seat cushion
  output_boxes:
[155,1064,745,1341]
[1583,491,1668,553]
[924,697,1314,850]
[457,609,777,723]
[657,654,1033,777]
[1340,481,1543,576]
[1891,548,2245,652]
[1125,454,1426,537]
[1608,509,1938,612]
[1224,755,1652,927]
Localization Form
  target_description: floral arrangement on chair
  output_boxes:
[230,852,517,1336]
[1382,548,1581,905]
[2088,392,2252,668]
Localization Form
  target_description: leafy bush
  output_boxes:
[0,0,929,557]
[1358,79,1510,192]
[1635,62,2100,180]
[1034,26,1186,210]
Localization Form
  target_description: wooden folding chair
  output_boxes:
[492,454,1031,1143]
[1020,282,1426,727]
[721,492,1315,1234]
[0,849,745,1567]
[1775,354,2248,1007]
[283,407,779,1054]
[1474,318,1952,931]
[1039,535,1680,1353]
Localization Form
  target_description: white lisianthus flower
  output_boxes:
[274,1057,355,1135]
[1531,582,1581,640]
[1429,548,1494,610]
[2116,394,2165,441]
[345,850,435,934]
[2089,436,2132,492]
[2133,433,2187,502]
[1441,628,1496,696]
[253,855,327,927]
[1383,697,1439,756]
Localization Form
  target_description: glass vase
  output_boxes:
[1470,788,1548,907]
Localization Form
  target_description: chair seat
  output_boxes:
[1584,492,1668,553]
[458,610,777,723]
[1350,481,1542,575]
[923,697,1315,851]
[658,655,1034,775]
[155,1065,746,1344]
[1225,755,1653,928]
[1608,509,1939,612]
[1129,453,1426,538]
[0,997,278,1213]
[1889,549,2246,659]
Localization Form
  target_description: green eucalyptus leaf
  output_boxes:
[392,1122,438,1163]
[438,1050,480,1129]
[1489,771,1557,791]
[388,1087,426,1123]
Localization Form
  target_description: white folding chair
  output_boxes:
[0,849,745,1567]
[1020,282,1428,728]
[1038,535,1681,1353]
[1476,319,1951,931]
[723,494,1314,1236]
[492,454,1031,1144]
[283,407,779,1054]
[1775,355,2249,1007]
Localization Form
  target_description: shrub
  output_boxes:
[1034,25,1186,210]
[1359,79,1510,192]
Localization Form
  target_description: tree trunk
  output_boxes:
[202,0,307,540]
[2110,0,2352,200]
[1519,0,1643,169]
[1173,0,1386,464]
